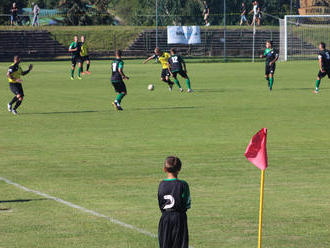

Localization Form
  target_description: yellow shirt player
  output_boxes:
[79,35,91,74]
[143,47,175,91]
[7,55,33,115]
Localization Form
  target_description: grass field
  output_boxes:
[0,59,330,248]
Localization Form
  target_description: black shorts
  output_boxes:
[318,68,330,79]
[265,63,276,75]
[161,69,170,78]
[158,212,188,248]
[81,55,90,62]
[172,70,188,78]
[71,55,82,66]
[111,80,127,93]
[9,83,24,97]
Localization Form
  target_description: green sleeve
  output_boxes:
[181,181,191,209]
[118,61,124,69]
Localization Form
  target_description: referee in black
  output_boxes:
[7,55,33,115]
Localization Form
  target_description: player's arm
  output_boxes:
[22,64,33,75]
[68,43,77,52]
[143,55,156,64]
[318,55,325,72]
[118,62,129,80]
[269,53,279,65]
[167,61,173,75]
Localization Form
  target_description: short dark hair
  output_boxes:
[266,40,273,47]
[115,50,122,56]
[320,42,326,49]
[170,48,176,54]
[14,55,20,60]
[164,156,182,173]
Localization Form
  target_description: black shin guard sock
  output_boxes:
[14,100,22,110]
[9,96,18,105]
[87,63,90,71]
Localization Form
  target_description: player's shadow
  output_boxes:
[277,87,316,91]
[22,110,102,115]
[194,89,226,93]
[134,106,200,111]
[0,198,48,203]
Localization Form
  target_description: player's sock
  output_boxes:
[174,79,181,88]
[71,69,74,78]
[9,96,18,105]
[116,93,125,104]
[315,80,321,91]
[185,79,191,89]
[269,78,274,90]
[14,100,22,110]
[78,67,81,77]
[87,64,90,71]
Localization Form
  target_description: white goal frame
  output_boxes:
[281,15,330,61]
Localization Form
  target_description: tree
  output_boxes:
[58,0,92,25]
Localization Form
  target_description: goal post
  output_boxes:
[280,15,330,61]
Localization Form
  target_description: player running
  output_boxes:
[68,35,82,80]
[7,55,33,115]
[313,42,330,94]
[168,48,192,93]
[260,40,279,91]
[111,50,129,111]
[143,48,174,91]
[80,35,91,75]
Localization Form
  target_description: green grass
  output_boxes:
[0,60,330,248]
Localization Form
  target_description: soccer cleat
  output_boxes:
[12,109,17,115]
[112,102,119,111]
[117,105,123,111]
[77,76,82,80]
[81,72,85,75]
[179,88,184,92]
[70,77,74,80]
[313,90,319,94]
[187,89,193,93]
[86,71,91,75]
[7,103,12,112]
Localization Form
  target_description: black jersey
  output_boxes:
[264,48,279,64]
[69,41,81,56]
[168,55,184,72]
[111,59,124,81]
[158,179,191,213]
[318,50,330,69]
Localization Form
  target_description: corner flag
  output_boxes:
[244,128,268,170]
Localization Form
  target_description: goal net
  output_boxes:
[280,15,330,61]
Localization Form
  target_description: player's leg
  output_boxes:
[80,57,85,74]
[112,81,127,111]
[180,71,192,92]
[77,59,82,79]
[172,213,189,248]
[314,71,325,93]
[158,214,173,248]
[172,72,183,92]
[11,84,24,115]
[8,84,18,112]
[86,57,91,73]
[71,57,76,79]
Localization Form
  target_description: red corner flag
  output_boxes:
[245,128,268,170]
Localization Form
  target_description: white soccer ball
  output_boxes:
[148,84,154,91]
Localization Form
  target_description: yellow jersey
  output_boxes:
[80,42,89,57]
[8,63,23,83]
[154,52,171,69]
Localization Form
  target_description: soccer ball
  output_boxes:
[148,84,154,91]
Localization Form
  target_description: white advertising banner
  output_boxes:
[167,26,201,44]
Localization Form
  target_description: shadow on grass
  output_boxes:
[21,110,102,115]
[132,106,200,111]
[0,198,48,203]
[277,87,319,91]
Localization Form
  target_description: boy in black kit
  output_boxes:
[158,156,191,248]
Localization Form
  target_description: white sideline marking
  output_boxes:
[0,176,157,238]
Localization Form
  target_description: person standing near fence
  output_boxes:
[250,1,261,26]
[10,2,18,26]
[240,2,249,26]
[32,3,40,27]
[202,1,210,26]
